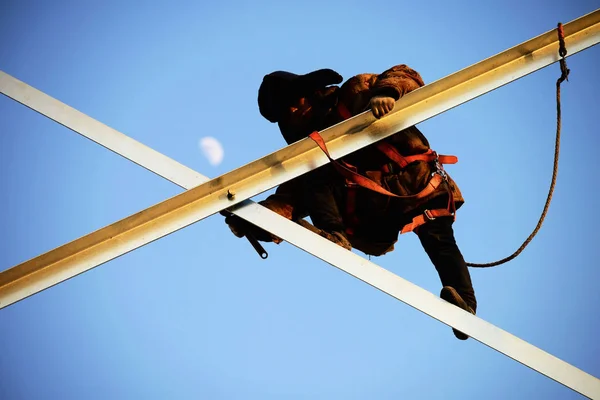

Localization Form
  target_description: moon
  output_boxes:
[198,136,224,166]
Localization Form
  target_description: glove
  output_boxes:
[221,211,282,243]
[370,95,395,119]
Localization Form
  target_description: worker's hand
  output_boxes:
[221,211,247,238]
[370,96,395,119]
[220,211,280,243]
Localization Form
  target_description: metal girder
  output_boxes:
[1,9,600,398]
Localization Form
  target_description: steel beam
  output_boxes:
[1,10,600,398]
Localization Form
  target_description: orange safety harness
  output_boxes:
[308,102,458,236]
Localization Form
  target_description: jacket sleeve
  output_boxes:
[371,64,425,100]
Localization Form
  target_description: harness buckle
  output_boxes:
[424,209,436,221]
[431,155,449,181]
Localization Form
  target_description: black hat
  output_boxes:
[258,68,343,123]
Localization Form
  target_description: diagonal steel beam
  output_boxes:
[1,10,600,398]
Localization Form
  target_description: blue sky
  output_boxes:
[1,1,599,399]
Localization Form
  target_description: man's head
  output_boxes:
[257,68,343,123]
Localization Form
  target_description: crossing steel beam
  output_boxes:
[1,9,600,398]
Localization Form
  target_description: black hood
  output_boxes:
[257,68,343,123]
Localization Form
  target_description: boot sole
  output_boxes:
[440,286,473,341]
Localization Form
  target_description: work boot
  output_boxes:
[440,286,475,341]
[320,230,352,250]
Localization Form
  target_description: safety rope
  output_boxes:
[467,23,570,268]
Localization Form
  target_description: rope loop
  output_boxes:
[467,23,570,268]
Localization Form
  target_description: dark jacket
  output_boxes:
[258,65,464,255]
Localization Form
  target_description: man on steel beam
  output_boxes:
[222,65,477,340]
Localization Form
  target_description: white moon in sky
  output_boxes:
[198,136,224,166]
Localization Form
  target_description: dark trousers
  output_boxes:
[300,169,477,312]
[415,216,477,312]
[301,165,347,233]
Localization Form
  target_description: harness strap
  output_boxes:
[309,131,446,200]
[401,187,457,234]
[401,208,454,234]
[309,131,396,197]
[337,101,353,120]
[376,142,458,168]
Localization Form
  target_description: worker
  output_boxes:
[223,65,477,340]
